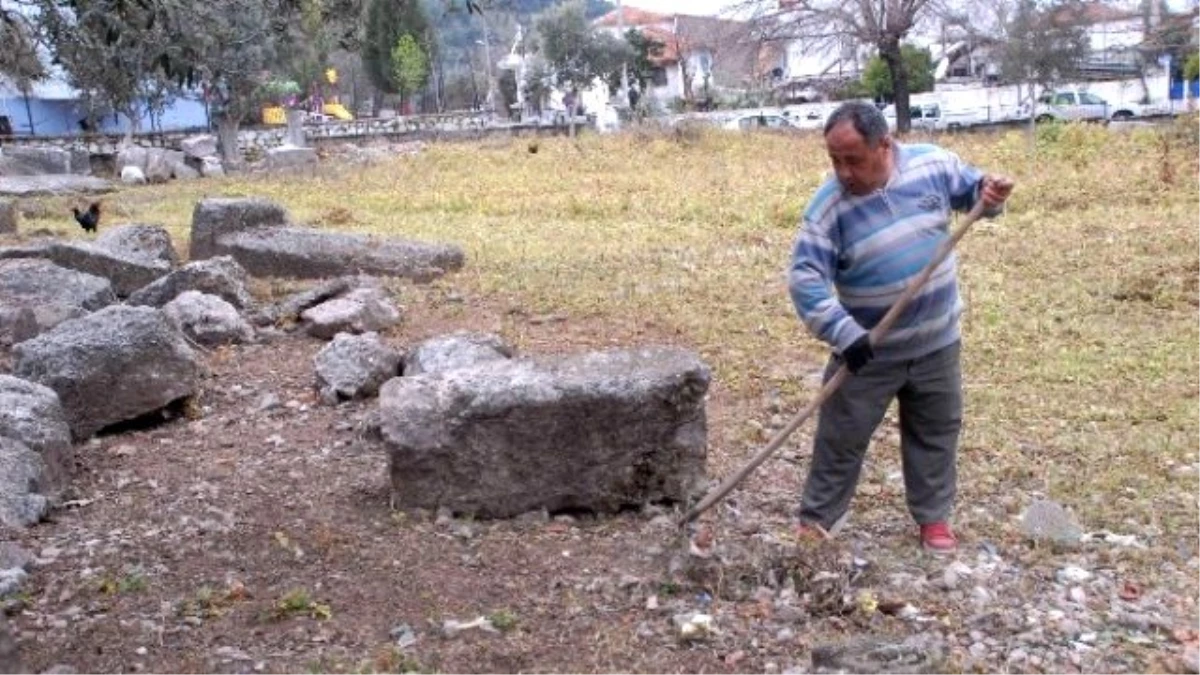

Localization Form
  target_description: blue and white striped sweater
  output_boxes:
[788,143,991,362]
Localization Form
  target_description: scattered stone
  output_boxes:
[266,146,318,170]
[672,613,714,642]
[188,197,464,282]
[0,375,74,491]
[0,544,33,572]
[128,256,254,310]
[1055,566,1092,584]
[811,638,941,674]
[441,616,497,638]
[93,224,179,266]
[12,306,203,439]
[120,166,147,185]
[0,567,27,596]
[0,259,115,338]
[381,347,709,518]
[0,147,72,175]
[0,199,17,235]
[189,198,290,261]
[180,135,218,159]
[0,241,170,298]
[301,287,401,340]
[1021,498,1083,546]
[0,175,114,198]
[403,331,513,376]
[0,437,49,527]
[313,332,402,404]
[0,306,38,348]
[162,291,255,347]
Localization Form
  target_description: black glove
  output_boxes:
[841,335,874,374]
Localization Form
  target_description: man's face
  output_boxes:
[825,121,892,196]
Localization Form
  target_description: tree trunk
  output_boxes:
[881,37,911,134]
[217,116,240,169]
[21,91,35,135]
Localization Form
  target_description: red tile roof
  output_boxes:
[593,6,673,28]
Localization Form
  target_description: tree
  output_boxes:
[521,56,552,114]
[169,0,278,163]
[534,0,630,92]
[35,0,179,139]
[997,0,1088,129]
[742,0,936,133]
[0,7,46,133]
[391,33,430,109]
[1185,52,1200,82]
[363,0,433,112]
[862,43,933,101]
[614,28,664,92]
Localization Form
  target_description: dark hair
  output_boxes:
[823,101,889,147]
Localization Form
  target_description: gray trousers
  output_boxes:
[799,340,962,529]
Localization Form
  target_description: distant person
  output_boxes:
[788,101,1013,554]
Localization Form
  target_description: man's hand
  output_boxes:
[842,335,874,374]
[981,175,1014,209]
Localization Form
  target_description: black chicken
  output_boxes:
[72,201,101,233]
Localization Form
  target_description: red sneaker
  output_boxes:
[795,521,829,542]
[920,522,958,554]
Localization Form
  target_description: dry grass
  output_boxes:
[25,120,1199,544]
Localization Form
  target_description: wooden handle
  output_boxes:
[679,200,989,527]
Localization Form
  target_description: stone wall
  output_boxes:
[0,110,566,161]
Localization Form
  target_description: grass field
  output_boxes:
[13,118,1199,672]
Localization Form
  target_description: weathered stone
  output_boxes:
[811,638,941,674]
[0,175,114,198]
[266,145,317,170]
[188,197,464,282]
[301,286,401,339]
[0,306,37,347]
[1021,498,1083,546]
[250,276,360,326]
[211,226,464,282]
[0,146,71,176]
[120,165,147,185]
[189,198,290,261]
[314,332,402,403]
[0,437,49,528]
[0,241,171,297]
[199,156,224,178]
[0,259,115,337]
[128,256,253,309]
[94,224,179,266]
[0,375,73,492]
[12,305,202,440]
[181,135,218,159]
[380,347,709,518]
[162,291,254,347]
[0,199,17,234]
[404,331,513,376]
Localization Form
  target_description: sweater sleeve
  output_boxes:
[787,215,868,353]
[944,150,1003,218]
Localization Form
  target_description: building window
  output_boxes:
[651,67,668,87]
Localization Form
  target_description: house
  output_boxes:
[592,7,764,105]
[1048,0,1146,79]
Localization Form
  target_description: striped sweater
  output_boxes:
[788,143,994,362]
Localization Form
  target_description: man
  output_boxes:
[788,101,1013,554]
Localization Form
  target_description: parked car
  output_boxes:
[1032,89,1148,123]
[721,113,801,131]
[881,103,944,131]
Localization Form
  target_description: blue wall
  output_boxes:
[0,95,209,136]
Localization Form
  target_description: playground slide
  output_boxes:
[323,103,353,120]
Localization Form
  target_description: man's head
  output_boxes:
[823,102,893,195]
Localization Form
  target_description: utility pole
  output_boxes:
[480,15,496,112]
[618,0,630,107]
